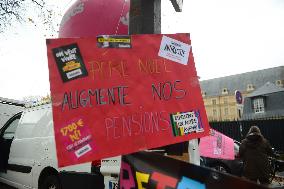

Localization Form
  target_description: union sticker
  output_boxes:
[170,110,204,136]
[59,118,95,160]
[52,43,88,82]
[158,35,191,65]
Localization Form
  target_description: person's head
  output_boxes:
[247,125,262,138]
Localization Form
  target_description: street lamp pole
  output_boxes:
[129,0,183,34]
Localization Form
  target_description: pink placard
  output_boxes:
[199,130,234,160]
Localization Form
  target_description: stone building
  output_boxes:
[199,66,284,121]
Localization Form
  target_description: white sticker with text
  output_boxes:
[66,69,82,79]
[75,144,91,158]
[173,112,199,134]
[158,35,191,65]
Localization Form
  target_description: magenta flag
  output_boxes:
[199,130,235,160]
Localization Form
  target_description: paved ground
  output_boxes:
[271,173,284,188]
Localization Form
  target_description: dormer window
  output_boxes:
[222,88,228,95]
[253,97,265,114]
[276,80,283,87]
[247,84,254,91]
[201,91,206,97]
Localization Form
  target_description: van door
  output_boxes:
[0,113,21,172]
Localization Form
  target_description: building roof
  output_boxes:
[0,97,24,106]
[247,82,284,97]
[199,66,284,97]
[242,90,284,120]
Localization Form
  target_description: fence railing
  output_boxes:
[210,119,284,152]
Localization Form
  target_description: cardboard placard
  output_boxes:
[46,33,210,167]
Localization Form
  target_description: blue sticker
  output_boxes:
[177,176,206,189]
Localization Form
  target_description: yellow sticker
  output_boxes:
[63,61,81,72]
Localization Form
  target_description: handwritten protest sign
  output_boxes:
[46,33,210,167]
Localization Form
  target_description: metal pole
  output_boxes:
[129,0,161,34]
[129,0,183,34]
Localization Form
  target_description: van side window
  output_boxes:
[3,118,20,139]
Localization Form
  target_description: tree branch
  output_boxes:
[0,0,58,35]
[0,1,21,19]
[30,0,44,8]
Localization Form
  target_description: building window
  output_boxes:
[222,88,228,95]
[276,80,283,87]
[224,108,229,115]
[247,84,255,91]
[253,97,265,113]
[212,99,217,105]
[202,91,206,97]
[224,98,228,105]
[213,109,217,116]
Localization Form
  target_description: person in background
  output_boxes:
[239,125,273,185]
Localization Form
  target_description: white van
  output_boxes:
[0,104,120,189]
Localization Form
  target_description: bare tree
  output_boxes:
[0,0,61,36]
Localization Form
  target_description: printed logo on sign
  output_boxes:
[170,110,204,137]
[158,35,191,65]
[97,35,132,48]
[52,43,88,82]
[213,134,223,155]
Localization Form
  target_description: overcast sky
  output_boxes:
[0,0,283,100]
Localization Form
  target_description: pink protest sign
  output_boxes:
[199,130,234,160]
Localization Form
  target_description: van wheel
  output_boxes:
[41,175,62,189]
[211,164,230,173]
